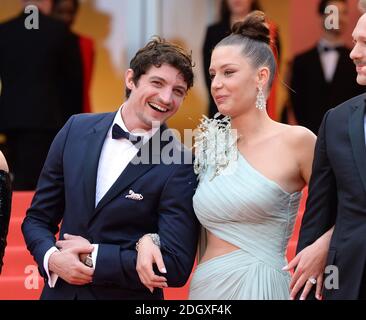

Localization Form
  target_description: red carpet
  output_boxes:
[0,190,307,299]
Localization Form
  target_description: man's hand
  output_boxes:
[136,235,168,293]
[56,233,91,263]
[48,245,94,285]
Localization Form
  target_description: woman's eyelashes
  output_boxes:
[224,70,235,77]
[209,70,236,80]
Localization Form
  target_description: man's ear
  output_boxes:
[125,69,135,90]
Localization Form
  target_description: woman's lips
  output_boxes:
[214,95,228,104]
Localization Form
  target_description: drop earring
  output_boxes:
[255,84,266,111]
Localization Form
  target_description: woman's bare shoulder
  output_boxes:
[279,124,316,146]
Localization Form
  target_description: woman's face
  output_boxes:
[226,0,254,16]
[209,45,258,117]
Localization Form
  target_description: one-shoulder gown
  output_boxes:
[189,153,301,300]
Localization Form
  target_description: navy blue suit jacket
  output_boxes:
[296,93,366,299]
[22,112,199,300]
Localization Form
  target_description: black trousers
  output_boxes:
[0,130,58,190]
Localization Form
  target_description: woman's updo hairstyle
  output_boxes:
[216,11,276,93]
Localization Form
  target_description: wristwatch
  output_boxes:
[135,233,161,251]
[83,253,93,268]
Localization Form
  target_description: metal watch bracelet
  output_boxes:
[135,233,161,251]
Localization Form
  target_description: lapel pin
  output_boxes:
[125,190,144,201]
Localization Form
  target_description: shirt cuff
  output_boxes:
[43,246,59,288]
[91,244,99,269]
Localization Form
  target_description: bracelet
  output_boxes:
[135,233,161,251]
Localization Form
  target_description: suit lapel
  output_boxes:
[83,113,116,213]
[92,124,169,218]
[348,100,366,194]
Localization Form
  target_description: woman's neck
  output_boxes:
[231,108,273,143]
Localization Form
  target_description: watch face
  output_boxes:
[85,256,93,268]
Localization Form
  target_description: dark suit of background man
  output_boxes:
[22,37,199,300]
[296,12,366,299]
[0,0,83,190]
[290,0,364,135]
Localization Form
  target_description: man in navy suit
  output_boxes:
[22,37,199,300]
[290,13,366,300]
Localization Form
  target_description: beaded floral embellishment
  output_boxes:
[194,113,238,181]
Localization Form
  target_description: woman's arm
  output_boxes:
[286,124,335,300]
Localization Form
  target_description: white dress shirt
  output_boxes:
[44,105,158,288]
[95,107,157,205]
[318,38,343,83]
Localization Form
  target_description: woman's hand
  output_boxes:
[284,227,334,300]
[136,235,168,293]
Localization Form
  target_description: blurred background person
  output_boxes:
[202,0,281,119]
[0,0,83,190]
[0,151,11,275]
[52,0,95,113]
[290,0,363,135]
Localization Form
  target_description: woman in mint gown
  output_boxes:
[135,11,333,300]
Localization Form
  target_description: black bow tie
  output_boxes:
[112,123,143,145]
[322,45,342,52]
